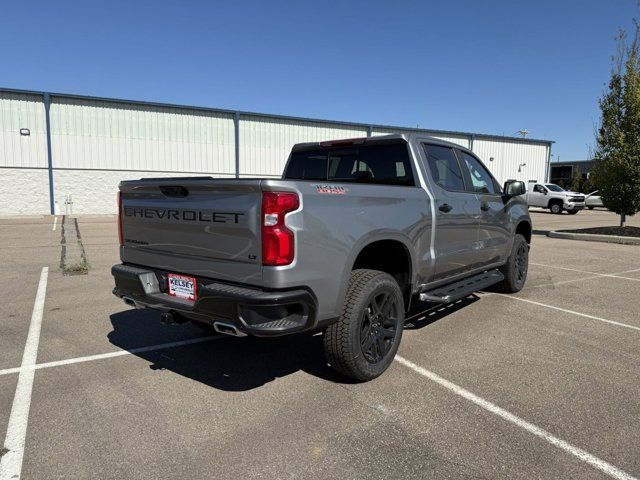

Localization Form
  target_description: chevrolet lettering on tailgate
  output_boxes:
[123,207,244,224]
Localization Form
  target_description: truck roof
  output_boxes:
[291,133,470,153]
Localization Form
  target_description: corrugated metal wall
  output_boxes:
[239,115,367,177]
[473,138,549,184]
[50,97,236,174]
[0,92,48,168]
[0,88,553,214]
[372,127,471,149]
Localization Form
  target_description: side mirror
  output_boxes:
[503,180,526,196]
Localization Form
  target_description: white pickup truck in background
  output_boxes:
[526,182,585,214]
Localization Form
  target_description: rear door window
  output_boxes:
[423,144,465,191]
[284,142,415,186]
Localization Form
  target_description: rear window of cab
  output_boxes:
[284,142,415,187]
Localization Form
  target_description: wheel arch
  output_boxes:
[547,197,563,209]
[515,220,532,245]
[336,234,416,313]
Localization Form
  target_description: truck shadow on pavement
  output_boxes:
[107,296,478,391]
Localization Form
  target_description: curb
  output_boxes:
[548,231,640,245]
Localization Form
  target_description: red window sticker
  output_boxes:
[315,185,347,195]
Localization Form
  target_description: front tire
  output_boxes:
[549,202,563,214]
[323,269,404,381]
[494,234,529,293]
[567,209,579,215]
[588,206,595,210]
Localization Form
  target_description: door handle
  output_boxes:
[439,203,453,213]
[480,202,490,211]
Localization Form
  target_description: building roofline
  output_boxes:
[551,159,595,164]
[1,86,554,146]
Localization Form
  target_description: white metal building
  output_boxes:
[0,88,553,215]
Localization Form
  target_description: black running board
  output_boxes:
[418,269,504,304]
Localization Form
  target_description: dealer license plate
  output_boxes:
[167,273,197,301]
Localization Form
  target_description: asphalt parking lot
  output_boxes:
[1,209,640,479]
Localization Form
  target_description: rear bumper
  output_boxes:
[111,264,318,337]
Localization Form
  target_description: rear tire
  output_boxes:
[323,269,404,381]
[494,234,529,293]
[549,201,563,214]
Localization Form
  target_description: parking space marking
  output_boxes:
[493,294,640,332]
[530,268,640,289]
[395,355,638,480]
[530,263,640,283]
[52,217,57,231]
[0,336,222,378]
[1,267,48,480]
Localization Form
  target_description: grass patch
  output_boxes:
[64,259,89,275]
[558,226,640,238]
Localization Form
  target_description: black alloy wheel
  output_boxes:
[360,291,399,364]
[514,241,528,288]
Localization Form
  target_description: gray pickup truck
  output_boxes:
[112,134,531,381]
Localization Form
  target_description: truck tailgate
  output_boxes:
[119,178,263,285]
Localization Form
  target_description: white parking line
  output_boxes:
[395,355,637,480]
[532,274,627,289]
[529,262,640,287]
[493,294,640,332]
[52,216,57,231]
[1,267,48,480]
[0,335,222,378]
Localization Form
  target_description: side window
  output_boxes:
[534,184,545,193]
[458,151,497,194]
[423,144,465,191]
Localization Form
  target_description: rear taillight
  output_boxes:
[117,192,123,246]
[262,191,299,266]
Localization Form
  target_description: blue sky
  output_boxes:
[0,0,636,160]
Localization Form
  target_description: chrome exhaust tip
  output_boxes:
[122,296,137,307]
[213,322,247,337]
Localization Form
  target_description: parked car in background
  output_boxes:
[585,190,604,209]
[526,182,585,214]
